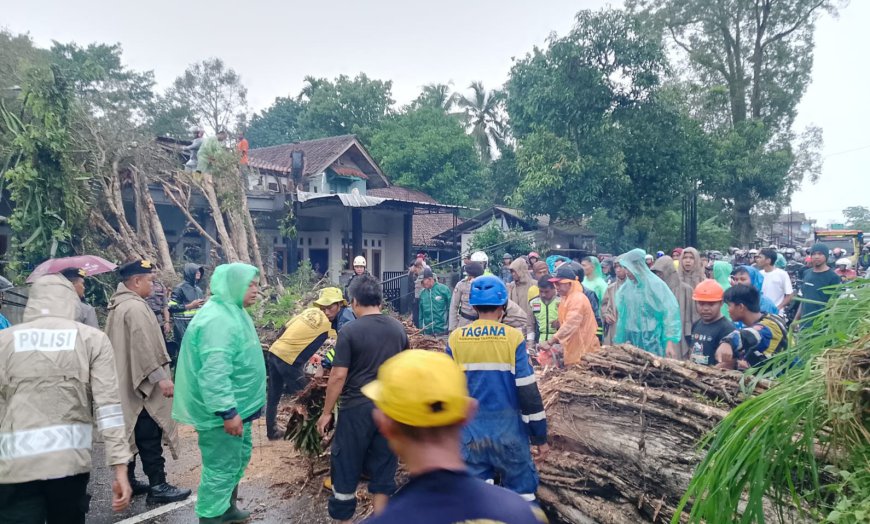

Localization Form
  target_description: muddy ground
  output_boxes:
[89,400,376,523]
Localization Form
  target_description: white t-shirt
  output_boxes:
[760,267,793,311]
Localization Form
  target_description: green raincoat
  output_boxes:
[582,257,608,303]
[418,281,451,335]
[172,263,265,518]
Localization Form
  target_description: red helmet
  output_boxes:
[528,251,540,259]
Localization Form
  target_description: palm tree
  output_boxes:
[413,83,459,111]
[455,81,508,162]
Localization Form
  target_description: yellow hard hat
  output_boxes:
[362,350,470,428]
[314,287,346,307]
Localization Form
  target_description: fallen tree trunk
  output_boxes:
[537,345,774,523]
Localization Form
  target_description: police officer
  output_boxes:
[0,275,133,522]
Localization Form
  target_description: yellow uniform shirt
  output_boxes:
[269,308,330,365]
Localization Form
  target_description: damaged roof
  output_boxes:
[248,135,389,188]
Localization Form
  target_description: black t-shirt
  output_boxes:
[332,313,409,409]
[800,268,841,321]
[364,469,547,524]
[690,316,736,366]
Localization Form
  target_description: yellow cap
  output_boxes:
[314,287,346,307]
[362,350,470,428]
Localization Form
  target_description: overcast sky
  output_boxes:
[4,0,867,226]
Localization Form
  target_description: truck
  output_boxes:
[813,229,864,266]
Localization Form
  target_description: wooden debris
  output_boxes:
[537,344,773,523]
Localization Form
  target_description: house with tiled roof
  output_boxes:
[245,135,462,286]
[434,206,596,257]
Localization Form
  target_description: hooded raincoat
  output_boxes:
[172,263,265,519]
[507,258,534,323]
[169,263,205,342]
[105,282,179,458]
[739,265,780,315]
[0,275,131,484]
[652,256,697,359]
[713,261,733,319]
[615,249,682,357]
[552,279,600,366]
[600,275,625,345]
[678,248,706,289]
[582,258,608,303]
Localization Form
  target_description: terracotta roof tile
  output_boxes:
[413,214,464,247]
[248,135,357,176]
[367,186,437,204]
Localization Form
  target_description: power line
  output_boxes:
[823,144,870,158]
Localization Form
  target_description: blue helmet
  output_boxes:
[468,275,508,306]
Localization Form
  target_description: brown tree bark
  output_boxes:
[536,345,777,523]
[199,172,239,261]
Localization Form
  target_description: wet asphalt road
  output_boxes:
[85,422,344,524]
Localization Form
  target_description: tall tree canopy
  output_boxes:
[296,73,394,140]
[455,81,508,161]
[246,96,304,148]
[156,58,248,136]
[506,8,706,247]
[366,107,483,206]
[629,0,836,243]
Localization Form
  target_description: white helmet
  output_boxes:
[749,249,759,256]
[835,258,852,269]
[470,251,489,266]
[353,256,367,267]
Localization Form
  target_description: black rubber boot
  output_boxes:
[147,482,192,504]
[127,461,150,496]
[220,485,251,523]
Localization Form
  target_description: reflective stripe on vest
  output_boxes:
[530,297,559,342]
[0,423,92,459]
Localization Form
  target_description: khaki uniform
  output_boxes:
[0,275,131,484]
[449,278,476,331]
[105,283,179,457]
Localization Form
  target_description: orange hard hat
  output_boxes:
[692,279,724,302]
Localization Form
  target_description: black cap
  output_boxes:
[537,275,555,289]
[464,262,484,278]
[60,267,87,280]
[549,264,577,282]
[118,259,154,279]
[422,268,435,279]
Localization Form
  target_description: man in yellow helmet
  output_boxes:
[361,350,548,523]
[265,287,354,440]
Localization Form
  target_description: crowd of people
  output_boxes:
[0,238,861,523]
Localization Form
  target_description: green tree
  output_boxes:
[297,73,393,140]
[486,148,521,206]
[412,83,458,112]
[1,66,90,270]
[246,96,304,148]
[511,129,608,225]
[159,58,248,134]
[507,8,666,143]
[629,0,837,243]
[507,9,704,245]
[50,42,155,121]
[0,31,50,90]
[843,206,870,231]
[366,106,483,206]
[455,81,508,161]
[467,222,535,274]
